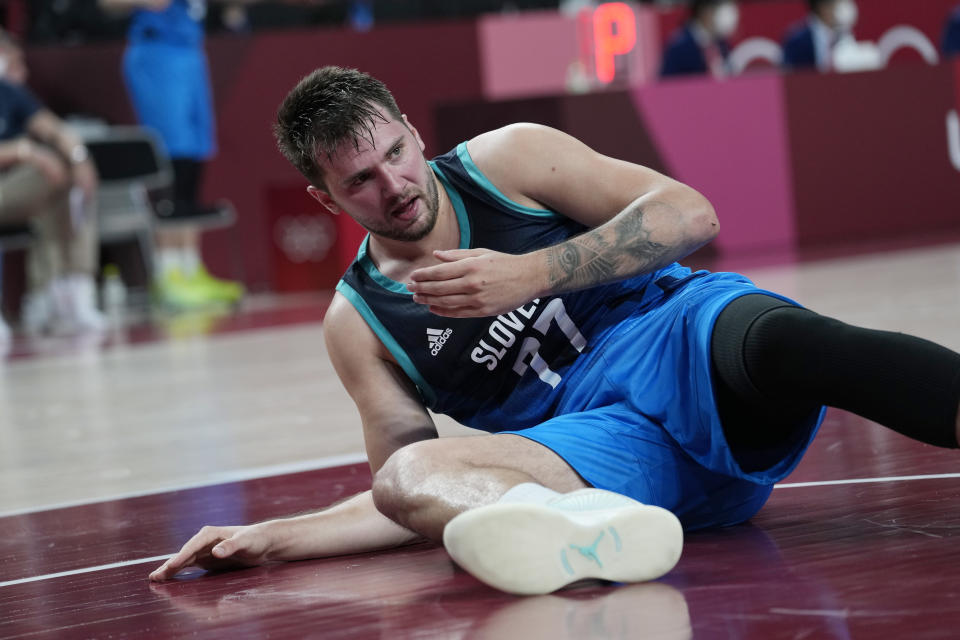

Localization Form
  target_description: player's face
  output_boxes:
[310,111,439,243]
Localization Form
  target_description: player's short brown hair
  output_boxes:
[274,66,403,189]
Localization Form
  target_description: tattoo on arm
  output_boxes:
[545,200,673,292]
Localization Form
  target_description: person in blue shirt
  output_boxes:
[149,67,960,596]
[660,0,739,78]
[100,0,243,310]
[943,5,960,58]
[781,0,859,71]
[0,30,103,338]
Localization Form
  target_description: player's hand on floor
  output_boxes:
[149,523,274,581]
[408,248,543,318]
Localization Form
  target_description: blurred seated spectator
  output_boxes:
[944,4,960,58]
[781,0,859,71]
[0,29,103,337]
[660,0,739,79]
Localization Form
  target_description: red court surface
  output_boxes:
[3,241,960,639]
[2,412,959,639]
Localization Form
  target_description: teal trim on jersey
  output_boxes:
[352,165,472,294]
[335,280,437,405]
[429,160,472,248]
[455,142,559,218]
[357,237,410,295]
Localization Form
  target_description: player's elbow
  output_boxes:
[692,198,719,246]
[674,191,718,250]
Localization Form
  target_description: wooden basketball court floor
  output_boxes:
[2,240,960,639]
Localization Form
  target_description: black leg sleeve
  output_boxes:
[713,294,960,449]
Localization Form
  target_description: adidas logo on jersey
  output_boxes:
[427,327,453,356]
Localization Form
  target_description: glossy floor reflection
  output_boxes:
[2,412,958,639]
[2,241,960,638]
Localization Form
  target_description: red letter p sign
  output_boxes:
[593,3,636,84]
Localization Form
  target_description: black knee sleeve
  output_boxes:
[713,294,960,449]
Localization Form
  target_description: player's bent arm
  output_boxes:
[469,124,719,295]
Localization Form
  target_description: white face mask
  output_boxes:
[713,2,740,39]
[833,0,858,31]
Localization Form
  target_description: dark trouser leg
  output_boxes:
[711,294,960,464]
[170,158,203,212]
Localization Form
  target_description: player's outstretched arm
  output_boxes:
[149,490,420,581]
[151,296,440,581]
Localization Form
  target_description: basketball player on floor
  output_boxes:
[150,67,960,594]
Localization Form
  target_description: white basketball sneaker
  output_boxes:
[48,274,106,335]
[442,488,683,595]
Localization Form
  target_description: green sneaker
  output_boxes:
[190,265,244,304]
[154,268,218,311]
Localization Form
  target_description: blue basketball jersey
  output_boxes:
[337,142,700,431]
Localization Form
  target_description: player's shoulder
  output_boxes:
[464,123,576,198]
[466,122,564,164]
[324,291,392,362]
[325,291,366,338]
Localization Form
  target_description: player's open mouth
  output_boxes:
[391,196,419,221]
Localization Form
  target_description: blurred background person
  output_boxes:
[781,0,859,71]
[943,4,960,58]
[99,0,243,311]
[659,0,739,79]
[0,28,103,339]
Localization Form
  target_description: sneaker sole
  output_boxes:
[442,501,683,595]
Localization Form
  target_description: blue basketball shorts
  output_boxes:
[501,272,826,531]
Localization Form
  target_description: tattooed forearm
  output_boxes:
[545,238,616,290]
[544,200,676,293]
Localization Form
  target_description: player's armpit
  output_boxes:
[324,293,439,472]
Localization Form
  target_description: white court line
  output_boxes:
[0,555,171,588]
[1,471,958,589]
[0,452,368,519]
[774,472,960,489]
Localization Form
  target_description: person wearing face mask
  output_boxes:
[660,0,739,79]
[781,0,859,71]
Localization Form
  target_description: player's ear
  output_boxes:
[307,186,341,216]
[402,114,426,152]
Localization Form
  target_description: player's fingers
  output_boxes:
[433,248,486,262]
[149,552,197,581]
[148,526,230,581]
[409,260,472,284]
[211,535,245,559]
[408,279,460,296]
